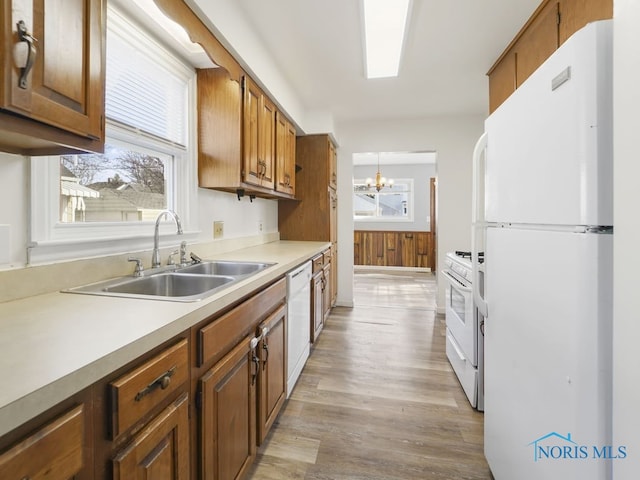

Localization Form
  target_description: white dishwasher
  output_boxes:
[286,261,312,397]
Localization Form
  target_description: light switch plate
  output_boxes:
[213,221,224,239]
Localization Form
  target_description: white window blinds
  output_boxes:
[105,9,192,146]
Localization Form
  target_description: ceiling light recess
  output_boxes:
[362,0,411,79]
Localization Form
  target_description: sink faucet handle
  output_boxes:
[190,252,202,264]
[179,240,189,266]
[128,257,144,277]
[167,249,180,266]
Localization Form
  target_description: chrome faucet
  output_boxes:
[152,210,183,268]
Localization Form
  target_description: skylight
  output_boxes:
[362,0,412,79]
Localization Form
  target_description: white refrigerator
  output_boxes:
[472,20,614,480]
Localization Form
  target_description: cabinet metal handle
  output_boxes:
[135,366,176,401]
[262,340,269,369]
[16,21,37,89]
[251,352,259,385]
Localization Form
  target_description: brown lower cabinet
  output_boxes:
[113,393,190,479]
[195,277,287,480]
[0,276,290,480]
[0,403,88,479]
[257,304,287,445]
[310,249,333,344]
[200,333,257,480]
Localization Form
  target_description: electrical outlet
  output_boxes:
[213,221,224,239]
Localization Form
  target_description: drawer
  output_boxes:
[0,405,85,479]
[322,248,331,265]
[110,339,188,439]
[199,278,286,366]
[312,254,324,273]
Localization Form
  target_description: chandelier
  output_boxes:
[365,154,394,191]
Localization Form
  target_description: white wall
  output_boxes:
[613,0,640,475]
[335,115,484,309]
[0,153,29,267]
[197,188,278,241]
[353,163,436,232]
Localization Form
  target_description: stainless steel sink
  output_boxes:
[104,273,235,297]
[176,260,274,277]
[63,260,276,302]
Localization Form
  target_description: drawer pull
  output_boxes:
[135,366,176,402]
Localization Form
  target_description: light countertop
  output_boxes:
[0,240,330,437]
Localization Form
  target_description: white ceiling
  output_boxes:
[229,0,541,123]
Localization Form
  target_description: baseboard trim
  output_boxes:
[354,265,431,274]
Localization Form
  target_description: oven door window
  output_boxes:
[449,286,466,324]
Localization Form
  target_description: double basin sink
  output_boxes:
[65,260,275,302]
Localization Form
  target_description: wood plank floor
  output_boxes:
[247,271,493,480]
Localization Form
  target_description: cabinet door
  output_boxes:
[286,120,296,194]
[200,334,256,480]
[0,405,86,480]
[275,112,294,196]
[242,76,262,187]
[113,393,190,480]
[311,271,324,343]
[259,94,276,189]
[322,263,331,321]
[242,75,275,190]
[330,248,337,306]
[257,304,287,444]
[4,0,104,140]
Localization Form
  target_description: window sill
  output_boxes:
[28,231,201,266]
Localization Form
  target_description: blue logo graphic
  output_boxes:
[528,432,627,462]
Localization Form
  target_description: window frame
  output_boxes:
[28,6,199,265]
[353,178,415,222]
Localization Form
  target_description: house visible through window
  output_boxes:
[353,179,413,220]
[59,145,170,224]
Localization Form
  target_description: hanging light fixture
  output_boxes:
[365,153,394,191]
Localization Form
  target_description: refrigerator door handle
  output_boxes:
[472,132,489,318]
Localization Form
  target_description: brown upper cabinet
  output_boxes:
[243,76,276,191]
[0,0,105,155]
[275,111,296,196]
[197,69,295,200]
[487,0,612,113]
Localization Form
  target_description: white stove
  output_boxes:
[442,251,484,411]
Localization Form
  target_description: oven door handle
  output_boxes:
[448,332,467,362]
[442,271,472,293]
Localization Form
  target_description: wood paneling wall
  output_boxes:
[354,231,433,270]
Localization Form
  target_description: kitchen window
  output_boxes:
[29,4,198,264]
[353,179,414,221]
